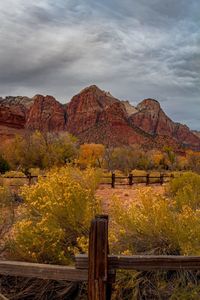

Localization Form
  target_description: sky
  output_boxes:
[0,0,199,129]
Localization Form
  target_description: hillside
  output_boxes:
[0,85,200,150]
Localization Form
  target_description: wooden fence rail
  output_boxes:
[0,173,175,189]
[102,172,174,188]
[0,215,200,299]
[0,260,87,281]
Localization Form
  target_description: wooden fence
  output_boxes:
[102,172,175,188]
[0,215,200,299]
[0,173,175,189]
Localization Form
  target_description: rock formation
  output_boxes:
[0,85,199,151]
[26,95,66,131]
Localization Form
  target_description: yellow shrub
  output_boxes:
[110,183,200,298]
[0,186,14,242]
[110,185,200,256]
[167,172,200,210]
[11,166,102,264]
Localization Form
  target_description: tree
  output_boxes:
[77,143,105,168]
[106,145,152,174]
[149,150,164,170]
[163,146,176,170]
[0,155,10,174]
[2,131,77,171]
[186,150,200,173]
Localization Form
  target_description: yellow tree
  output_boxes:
[186,150,200,173]
[78,144,105,168]
[2,131,77,171]
[149,150,164,169]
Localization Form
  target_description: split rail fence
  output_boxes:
[0,215,200,299]
[102,172,175,188]
[0,173,175,189]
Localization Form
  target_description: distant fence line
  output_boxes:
[102,172,175,188]
[0,173,175,188]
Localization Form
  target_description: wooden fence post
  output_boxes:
[160,173,164,185]
[27,173,32,186]
[146,173,150,186]
[111,173,115,188]
[88,215,111,300]
[128,174,133,186]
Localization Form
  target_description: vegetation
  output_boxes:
[1,131,200,174]
[0,154,10,174]
[10,166,102,264]
[1,131,200,298]
[2,131,77,171]
[0,186,14,252]
[109,172,200,299]
[77,143,105,168]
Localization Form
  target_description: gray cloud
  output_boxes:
[0,0,199,129]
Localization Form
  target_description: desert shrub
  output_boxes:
[109,184,200,298]
[0,186,14,252]
[112,270,200,300]
[10,166,102,264]
[1,170,27,189]
[110,188,178,255]
[167,172,200,210]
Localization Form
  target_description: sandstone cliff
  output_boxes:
[0,85,199,150]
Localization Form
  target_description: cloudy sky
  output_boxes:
[0,0,199,129]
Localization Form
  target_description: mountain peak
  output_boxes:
[0,86,200,150]
[78,85,115,99]
[137,98,161,111]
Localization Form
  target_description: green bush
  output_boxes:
[0,155,10,174]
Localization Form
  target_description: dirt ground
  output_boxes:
[96,184,165,213]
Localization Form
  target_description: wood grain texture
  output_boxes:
[0,260,87,281]
[76,254,200,271]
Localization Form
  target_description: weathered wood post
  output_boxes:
[160,173,164,185]
[27,173,32,186]
[88,215,111,300]
[111,173,115,188]
[128,174,133,186]
[146,173,150,186]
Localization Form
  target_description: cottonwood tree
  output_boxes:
[2,131,77,171]
[77,143,105,168]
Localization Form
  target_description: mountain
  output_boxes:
[193,130,200,139]
[0,85,200,151]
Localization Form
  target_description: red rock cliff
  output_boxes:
[26,95,66,131]
[0,86,200,150]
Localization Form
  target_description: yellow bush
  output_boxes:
[110,185,200,256]
[110,182,200,298]
[11,166,102,264]
[0,186,14,244]
[167,172,200,210]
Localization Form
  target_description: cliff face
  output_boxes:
[0,96,32,129]
[129,98,200,149]
[26,95,66,131]
[66,85,118,135]
[0,85,199,150]
[192,130,200,139]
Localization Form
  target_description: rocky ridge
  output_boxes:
[0,85,199,151]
